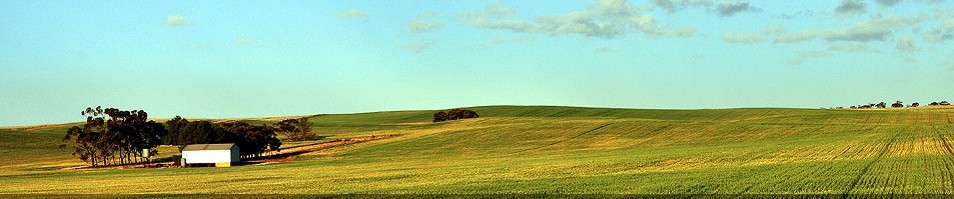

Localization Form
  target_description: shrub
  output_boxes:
[433,109,478,122]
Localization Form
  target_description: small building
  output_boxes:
[181,143,240,167]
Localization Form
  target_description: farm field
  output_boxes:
[3,106,954,195]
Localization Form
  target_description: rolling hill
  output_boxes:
[2,106,954,195]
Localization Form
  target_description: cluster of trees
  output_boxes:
[60,107,166,167]
[275,117,315,141]
[848,100,949,109]
[62,106,299,166]
[929,101,951,106]
[163,116,281,158]
[432,109,479,122]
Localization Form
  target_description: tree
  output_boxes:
[891,101,904,108]
[222,122,281,157]
[432,111,447,122]
[61,126,102,166]
[163,116,189,145]
[61,106,166,166]
[162,119,281,158]
[910,102,919,107]
[174,121,233,146]
[275,117,315,141]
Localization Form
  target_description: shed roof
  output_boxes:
[182,143,236,151]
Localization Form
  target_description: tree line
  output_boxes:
[62,107,319,166]
[433,109,479,122]
[162,117,282,158]
[846,100,949,109]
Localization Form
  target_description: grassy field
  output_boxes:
[2,106,954,194]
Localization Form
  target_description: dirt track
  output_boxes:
[270,134,399,156]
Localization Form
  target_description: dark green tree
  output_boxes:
[62,106,166,166]
[275,117,315,141]
[163,116,189,145]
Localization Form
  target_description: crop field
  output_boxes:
[3,106,954,195]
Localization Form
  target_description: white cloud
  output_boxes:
[828,41,868,52]
[334,9,368,19]
[775,15,926,43]
[650,0,712,13]
[716,1,756,17]
[923,29,951,43]
[166,14,192,27]
[651,0,756,17]
[461,3,535,32]
[915,0,943,4]
[835,0,867,18]
[763,24,785,35]
[875,0,903,7]
[722,32,766,44]
[463,0,695,39]
[406,12,445,34]
[773,10,815,20]
[402,40,434,53]
[896,37,918,51]
[945,14,954,31]
[407,21,444,34]
[629,14,696,38]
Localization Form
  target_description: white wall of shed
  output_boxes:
[182,149,237,164]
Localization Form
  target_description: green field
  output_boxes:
[3,106,954,194]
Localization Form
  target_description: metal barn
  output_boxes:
[181,143,240,167]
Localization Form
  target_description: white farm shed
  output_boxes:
[181,143,240,167]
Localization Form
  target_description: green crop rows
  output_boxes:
[2,106,954,195]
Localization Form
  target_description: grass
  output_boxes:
[2,106,954,194]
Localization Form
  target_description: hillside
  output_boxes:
[2,106,954,194]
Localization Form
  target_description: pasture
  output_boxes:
[2,106,954,195]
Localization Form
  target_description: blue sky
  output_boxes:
[1,0,953,126]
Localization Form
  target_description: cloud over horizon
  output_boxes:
[166,14,192,27]
[402,40,434,53]
[406,12,445,34]
[774,15,926,44]
[722,32,766,44]
[462,0,695,39]
[828,41,868,52]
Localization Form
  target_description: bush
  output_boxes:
[433,109,478,122]
[433,111,448,122]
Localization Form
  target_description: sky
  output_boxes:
[1,0,953,126]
